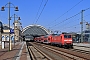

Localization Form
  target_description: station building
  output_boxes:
[22,24,51,41]
[83,30,90,42]
[1,20,22,42]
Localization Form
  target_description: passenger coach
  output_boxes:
[34,33,73,48]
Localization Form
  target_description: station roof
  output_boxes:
[22,24,51,36]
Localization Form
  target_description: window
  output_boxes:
[64,35,67,38]
[68,35,71,38]
[64,35,71,38]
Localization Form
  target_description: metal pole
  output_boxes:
[89,24,90,42]
[0,31,2,49]
[14,14,15,47]
[8,2,11,51]
[81,10,84,43]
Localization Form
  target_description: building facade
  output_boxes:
[1,20,22,42]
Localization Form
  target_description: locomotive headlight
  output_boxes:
[64,40,72,41]
[64,40,68,41]
[69,40,72,41]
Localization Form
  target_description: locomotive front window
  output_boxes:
[64,35,71,38]
[68,35,71,38]
[64,35,67,38]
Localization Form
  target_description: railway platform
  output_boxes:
[0,41,29,60]
[73,43,90,47]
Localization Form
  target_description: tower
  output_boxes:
[14,20,21,42]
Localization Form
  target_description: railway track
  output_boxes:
[35,42,90,55]
[26,42,54,60]
[33,42,90,55]
[70,48,90,55]
[73,45,90,48]
[29,42,90,60]
[72,45,90,55]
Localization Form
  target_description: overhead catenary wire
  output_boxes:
[56,13,90,29]
[46,0,83,26]
[61,24,80,30]
[84,7,90,11]
[50,12,81,28]
[50,7,90,33]
[33,0,43,24]
[59,12,90,32]
[63,24,80,32]
[35,0,48,24]
[52,23,80,33]
[49,7,90,29]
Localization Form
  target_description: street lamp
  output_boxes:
[21,26,23,41]
[10,14,21,47]
[1,2,19,51]
[0,21,3,49]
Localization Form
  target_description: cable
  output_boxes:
[62,14,90,31]
[35,0,48,24]
[50,12,81,28]
[56,13,90,29]
[62,24,80,30]
[33,0,43,24]
[84,7,90,11]
[49,7,90,29]
[54,11,90,32]
[46,0,83,26]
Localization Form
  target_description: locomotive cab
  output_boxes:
[62,34,73,48]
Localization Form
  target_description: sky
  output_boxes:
[0,0,90,33]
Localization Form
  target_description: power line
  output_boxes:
[50,12,81,28]
[49,7,90,29]
[33,0,43,24]
[61,24,80,30]
[65,24,80,32]
[80,8,90,43]
[35,0,48,24]
[57,23,80,33]
[84,7,90,11]
[46,0,83,26]
[56,13,90,29]
[50,7,90,33]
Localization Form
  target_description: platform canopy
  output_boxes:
[22,24,51,37]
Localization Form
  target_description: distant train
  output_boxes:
[34,33,73,48]
[25,35,34,42]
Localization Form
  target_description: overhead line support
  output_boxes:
[80,10,85,43]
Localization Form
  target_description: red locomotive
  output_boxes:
[34,33,73,48]
[51,34,73,48]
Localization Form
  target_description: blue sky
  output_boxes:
[0,0,90,33]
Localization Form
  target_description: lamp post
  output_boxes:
[0,21,3,49]
[10,14,21,47]
[1,2,19,51]
[21,26,23,41]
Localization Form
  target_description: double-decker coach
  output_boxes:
[34,33,73,48]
